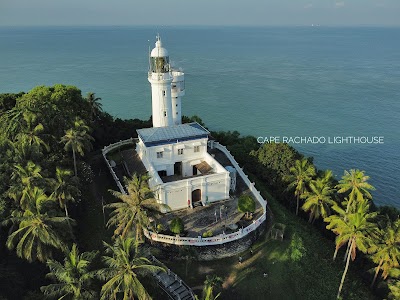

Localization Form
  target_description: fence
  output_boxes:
[101,138,137,195]
[103,138,268,247]
[143,141,268,246]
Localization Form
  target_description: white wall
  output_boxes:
[137,137,230,211]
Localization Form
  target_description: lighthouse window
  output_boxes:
[162,90,166,96]
[176,112,178,115]
[194,146,200,153]
[156,151,163,159]
[150,57,169,73]
[164,111,167,117]
[176,104,178,107]
[178,149,184,155]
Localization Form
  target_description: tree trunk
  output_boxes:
[337,238,353,299]
[343,239,351,262]
[371,258,383,288]
[296,194,299,216]
[308,213,313,223]
[333,246,339,260]
[72,148,77,177]
[64,205,69,218]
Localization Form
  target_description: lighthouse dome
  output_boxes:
[149,36,170,73]
[150,38,169,57]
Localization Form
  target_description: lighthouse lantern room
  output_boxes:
[148,35,185,127]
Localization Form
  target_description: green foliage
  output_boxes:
[369,218,400,287]
[301,177,335,223]
[170,217,184,235]
[182,115,206,127]
[211,130,259,168]
[91,113,152,148]
[156,223,165,233]
[97,237,164,300]
[41,243,98,300]
[284,158,316,215]
[201,274,223,300]
[107,174,167,242]
[287,233,306,262]
[202,230,213,238]
[378,206,400,222]
[250,142,302,194]
[336,169,375,213]
[325,201,379,298]
[388,279,400,299]
[238,195,255,214]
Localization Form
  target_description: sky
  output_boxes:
[0,0,399,27]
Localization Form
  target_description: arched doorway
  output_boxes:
[192,189,201,203]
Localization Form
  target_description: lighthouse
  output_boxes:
[148,35,185,127]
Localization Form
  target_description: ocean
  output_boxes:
[0,26,399,208]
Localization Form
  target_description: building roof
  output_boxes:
[137,122,209,147]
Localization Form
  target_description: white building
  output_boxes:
[136,36,231,211]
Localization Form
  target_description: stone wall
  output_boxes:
[148,219,267,261]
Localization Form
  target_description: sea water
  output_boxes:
[0,26,399,207]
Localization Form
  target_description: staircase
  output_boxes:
[149,255,195,300]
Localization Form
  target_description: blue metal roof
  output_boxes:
[137,122,209,147]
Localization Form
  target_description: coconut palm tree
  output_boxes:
[15,111,49,152]
[201,274,223,300]
[41,243,98,300]
[370,218,400,287]
[324,201,378,299]
[86,92,102,122]
[301,177,335,223]
[11,160,43,187]
[107,174,169,244]
[388,269,400,300]
[97,236,164,300]
[51,167,80,218]
[3,187,71,263]
[61,119,93,177]
[284,158,316,215]
[336,169,375,213]
[9,161,43,205]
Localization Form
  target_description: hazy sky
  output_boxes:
[1,0,399,26]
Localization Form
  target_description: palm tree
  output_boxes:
[201,274,223,300]
[301,177,335,223]
[9,161,43,204]
[324,201,378,299]
[370,218,400,287]
[336,169,375,213]
[97,236,164,300]
[51,167,80,218]
[11,160,43,187]
[41,244,98,300]
[284,158,316,215]
[15,111,49,152]
[320,169,334,185]
[388,269,400,300]
[61,118,93,177]
[86,92,102,121]
[3,187,71,263]
[107,174,169,243]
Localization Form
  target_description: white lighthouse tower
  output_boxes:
[148,35,185,127]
